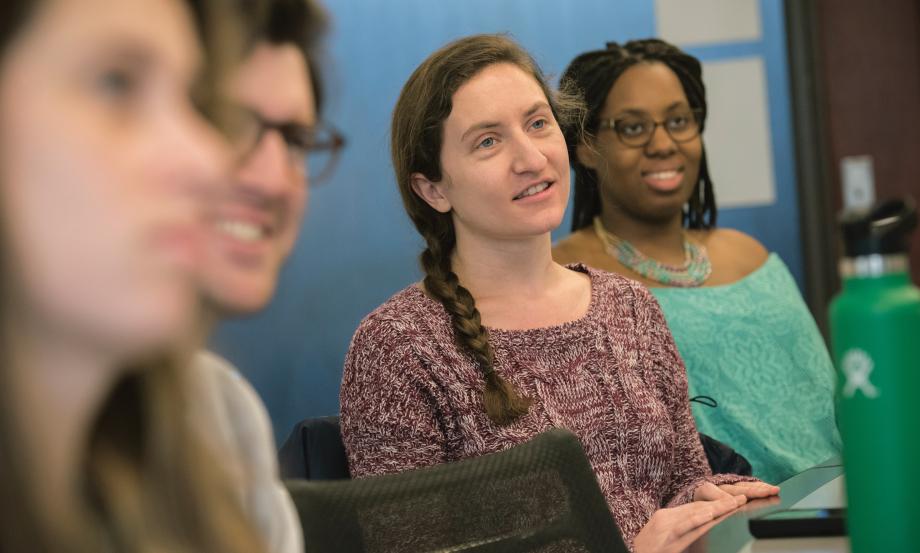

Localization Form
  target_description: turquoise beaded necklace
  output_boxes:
[593,216,712,287]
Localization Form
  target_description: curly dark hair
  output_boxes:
[561,38,717,231]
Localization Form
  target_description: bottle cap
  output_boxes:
[839,198,917,257]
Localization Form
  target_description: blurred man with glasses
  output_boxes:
[202,0,343,315]
[190,1,344,553]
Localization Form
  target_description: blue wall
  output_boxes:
[673,0,803,286]
[212,0,801,444]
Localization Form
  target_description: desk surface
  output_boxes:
[690,462,848,553]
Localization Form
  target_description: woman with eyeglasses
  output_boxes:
[0,0,268,551]
[553,39,841,484]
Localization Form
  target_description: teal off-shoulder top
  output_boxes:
[651,253,841,483]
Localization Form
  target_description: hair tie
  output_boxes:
[689,395,718,408]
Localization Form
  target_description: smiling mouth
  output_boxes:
[641,168,685,192]
[643,169,681,180]
[513,181,552,200]
[216,219,269,242]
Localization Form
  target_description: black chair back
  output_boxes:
[285,428,627,553]
[278,415,350,480]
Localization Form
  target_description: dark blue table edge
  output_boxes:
[691,457,844,553]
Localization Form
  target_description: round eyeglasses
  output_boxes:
[597,109,703,148]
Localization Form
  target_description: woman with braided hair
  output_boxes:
[340,34,777,552]
[553,39,841,484]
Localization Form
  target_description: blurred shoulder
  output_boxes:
[190,351,277,478]
[192,351,269,433]
[194,350,245,385]
[191,351,253,408]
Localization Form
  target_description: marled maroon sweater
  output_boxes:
[340,265,753,546]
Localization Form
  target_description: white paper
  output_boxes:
[655,0,762,46]
[700,57,776,209]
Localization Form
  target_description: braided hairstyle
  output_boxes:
[390,34,583,426]
[561,39,717,232]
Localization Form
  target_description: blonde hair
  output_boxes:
[0,1,268,552]
[84,356,264,553]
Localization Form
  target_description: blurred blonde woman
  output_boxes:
[0,0,267,551]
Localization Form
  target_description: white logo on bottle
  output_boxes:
[842,349,879,399]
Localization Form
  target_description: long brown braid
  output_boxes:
[390,34,583,425]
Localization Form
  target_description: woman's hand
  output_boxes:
[633,495,744,553]
[716,481,780,500]
[693,481,735,502]
[693,480,780,502]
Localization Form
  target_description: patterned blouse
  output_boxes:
[651,254,841,484]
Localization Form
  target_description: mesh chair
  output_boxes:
[285,428,627,553]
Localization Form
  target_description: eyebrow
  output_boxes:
[614,101,689,117]
[86,33,203,85]
[523,101,551,118]
[459,101,551,143]
[90,42,155,70]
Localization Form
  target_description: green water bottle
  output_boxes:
[829,198,920,552]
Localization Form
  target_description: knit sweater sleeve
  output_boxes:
[340,316,449,478]
[633,285,758,507]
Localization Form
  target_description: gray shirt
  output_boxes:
[190,351,302,553]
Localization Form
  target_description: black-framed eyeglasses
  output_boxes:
[233,111,346,184]
[597,108,703,148]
